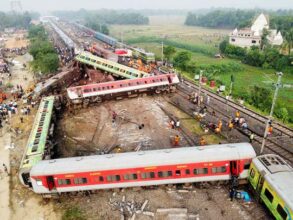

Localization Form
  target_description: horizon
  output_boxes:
[0,0,292,13]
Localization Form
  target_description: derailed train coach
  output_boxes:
[248,154,293,220]
[29,143,256,194]
[19,96,56,187]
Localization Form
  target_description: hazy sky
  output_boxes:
[1,0,292,12]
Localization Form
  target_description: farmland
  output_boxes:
[110,16,293,126]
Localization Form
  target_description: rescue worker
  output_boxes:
[230,187,235,201]
[199,137,206,146]
[228,120,234,131]
[249,133,254,143]
[218,120,223,131]
[215,127,221,133]
[176,120,180,129]
[112,111,117,121]
[174,135,180,146]
[268,126,273,136]
[170,120,175,129]
[236,110,240,118]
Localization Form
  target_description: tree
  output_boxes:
[243,47,265,67]
[250,86,272,112]
[173,51,192,70]
[28,25,47,40]
[29,40,55,59]
[260,28,270,50]
[276,107,289,123]
[284,28,293,55]
[219,39,229,54]
[39,53,59,73]
[163,46,176,61]
[101,24,109,35]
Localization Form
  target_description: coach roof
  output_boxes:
[30,143,256,176]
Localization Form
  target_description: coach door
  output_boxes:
[167,75,172,84]
[46,176,55,191]
[256,173,265,194]
[230,161,238,176]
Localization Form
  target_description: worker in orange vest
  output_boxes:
[218,120,223,131]
[215,127,221,133]
[268,126,273,136]
[236,110,240,118]
[228,120,234,130]
[174,135,180,146]
[199,137,206,146]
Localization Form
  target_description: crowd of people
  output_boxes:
[0,84,34,128]
[55,46,75,66]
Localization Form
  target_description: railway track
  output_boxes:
[181,78,293,137]
[175,82,293,165]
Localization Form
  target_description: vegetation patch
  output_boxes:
[62,207,86,220]
[28,25,59,74]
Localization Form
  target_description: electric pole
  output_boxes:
[121,32,124,45]
[161,41,164,63]
[198,70,203,107]
[260,72,283,154]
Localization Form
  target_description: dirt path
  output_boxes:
[0,127,11,220]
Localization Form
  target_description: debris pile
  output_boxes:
[109,194,151,220]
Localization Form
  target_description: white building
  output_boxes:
[229,13,283,48]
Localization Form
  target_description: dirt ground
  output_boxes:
[53,183,269,220]
[4,34,29,49]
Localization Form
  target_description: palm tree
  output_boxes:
[285,28,293,55]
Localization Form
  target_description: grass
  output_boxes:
[109,16,293,126]
[62,207,86,220]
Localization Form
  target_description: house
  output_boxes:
[229,13,283,48]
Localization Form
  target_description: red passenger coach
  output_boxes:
[67,73,179,102]
[30,143,256,194]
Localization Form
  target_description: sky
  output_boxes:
[1,0,292,12]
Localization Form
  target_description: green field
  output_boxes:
[109,16,293,126]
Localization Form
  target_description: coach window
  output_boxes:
[36,179,43,186]
[58,179,71,185]
[185,169,190,175]
[193,168,208,175]
[277,204,287,220]
[158,171,172,178]
[175,170,181,176]
[244,162,250,170]
[142,172,156,179]
[106,176,112,182]
[211,166,227,173]
[124,174,137,180]
[99,176,104,182]
[74,178,86,184]
[264,188,274,203]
